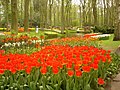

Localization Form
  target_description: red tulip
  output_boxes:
[0,69,4,74]
[75,70,82,77]
[82,66,91,73]
[40,66,47,75]
[52,67,59,74]
[67,70,74,77]
[98,78,105,85]
[26,67,32,74]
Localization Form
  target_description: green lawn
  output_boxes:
[100,34,120,52]
[18,30,78,39]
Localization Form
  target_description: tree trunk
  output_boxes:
[88,0,92,25]
[11,0,18,33]
[79,5,82,27]
[106,0,110,26]
[24,0,29,32]
[56,0,61,26]
[103,0,107,25]
[39,0,48,28]
[20,0,23,27]
[92,0,97,26]
[65,0,72,27]
[61,0,65,34]
[111,0,115,27]
[48,0,53,27]
[101,8,104,26]
[53,5,56,26]
[0,1,1,27]
[30,0,33,27]
[5,0,9,31]
[82,1,86,25]
[113,0,120,41]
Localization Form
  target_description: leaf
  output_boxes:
[39,86,43,90]
[30,82,36,90]
[84,84,94,90]
[46,85,54,90]
[0,86,4,90]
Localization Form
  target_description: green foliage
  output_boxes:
[71,20,79,26]
[99,36,109,40]
[92,26,114,34]
[106,54,120,79]
[44,32,59,39]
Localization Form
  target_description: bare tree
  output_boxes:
[11,0,18,32]
[24,0,30,32]
[92,0,97,26]
[113,0,120,40]
[61,0,65,33]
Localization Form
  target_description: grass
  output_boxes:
[44,31,58,34]
[19,30,78,38]
[100,34,120,52]
[18,30,61,39]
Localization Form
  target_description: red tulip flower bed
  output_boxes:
[0,45,111,90]
[50,37,98,46]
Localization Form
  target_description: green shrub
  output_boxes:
[92,26,114,34]
[99,36,109,40]
[106,54,120,79]
[44,32,58,39]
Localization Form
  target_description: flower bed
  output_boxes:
[0,34,45,54]
[1,36,99,54]
[50,37,99,47]
[0,45,112,89]
[91,34,111,40]
[84,33,111,40]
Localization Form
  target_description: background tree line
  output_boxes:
[0,0,120,40]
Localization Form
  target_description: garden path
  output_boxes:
[111,73,120,90]
[105,46,120,90]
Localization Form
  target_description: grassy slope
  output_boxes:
[100,34,120,52]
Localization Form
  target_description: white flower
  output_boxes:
[4,43,9,47]
[17,42,21,47]
[12,43,16,47]
[22,41,25,45]
[32,40,36,43]
[8,43,12,46]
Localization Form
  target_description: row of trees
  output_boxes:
[0,0,120,40]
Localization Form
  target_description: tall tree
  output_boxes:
[24,0,30,32]
[56,0,60,26]
[48,0,54,26]
[53,2,57,26]
[79,5,82,27]
[92,0,97,26]
[113,0,120,40]
[61,0,65,33]
[0,1,1,27]
[39,0,48,28]
[65,0,72,27]
[20,0,24,26]
[4,0,9,30]
[87,0,92,25]
[103,0,107,25]
[11,0,18,32]
[30,0,34,27]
